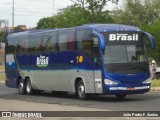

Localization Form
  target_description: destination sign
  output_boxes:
[102,31,143,45]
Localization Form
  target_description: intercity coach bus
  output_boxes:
[5,24,155,99]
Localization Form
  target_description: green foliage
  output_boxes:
[36,0,119,29]
[14,26,23,32]
[151,79,160,87]
[37,6,90,29]
[37,17,55,29]
[141,21,160,61]
[113,0,160,27]
[112,0,160,60]
[54,6,90,28]
[0,31,7,42]
[70,0,118,23]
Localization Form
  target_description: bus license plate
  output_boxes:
[127,87,134,91]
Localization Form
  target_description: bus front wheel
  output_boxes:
[26,79,35,95]
[77,80,88,100]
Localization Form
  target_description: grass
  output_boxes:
[0,66,5,81]
[151,79,160,87]
[0,66,4,70]
[0,74,5,81]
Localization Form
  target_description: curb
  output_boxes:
[0,81,5,84]
[151,87,160,91]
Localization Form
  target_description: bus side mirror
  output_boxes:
[143,32,155,49]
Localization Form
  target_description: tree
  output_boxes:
[0,31,7,42]
[141,21,160,61]
[113,0,160,27]
[37,6,91,29]
[70,0,118,23]
[0,30,7,49]
[54,6,90,28]
[37,17,55,29]
[112,0,160,60]
[36,0,118,29]
[14,26,23,32]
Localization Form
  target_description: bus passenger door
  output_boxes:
[93,36,103,94]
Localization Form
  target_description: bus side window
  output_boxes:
[44,31,58,52]
[76,29,93,58]
[93,37,101,66]
[67,32,74,50]
[76,30,92,51]
[82,41,93,59]
[93,47,101,66]
[29,33,44,52]
[16,37,20,53]
[6,37,16,54]
[58,29,74,51]
[58,33,67,51]
[17,36,29,53]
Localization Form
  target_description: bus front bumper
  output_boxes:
[104,85,150,95]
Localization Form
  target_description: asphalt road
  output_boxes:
[0,83,160,111]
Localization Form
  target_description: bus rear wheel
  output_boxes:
[77,80,88,100]
[26,79,35,95]
[18,80,26,95]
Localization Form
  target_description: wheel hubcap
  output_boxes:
[26,82,31,93]
[78,84,85,97]
[19,83,23,92]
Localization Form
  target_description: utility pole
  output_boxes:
[53,0,54,16]
[12,0,14,31]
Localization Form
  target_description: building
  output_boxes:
[0,20,9,31]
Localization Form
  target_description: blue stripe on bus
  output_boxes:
[15,51,100,71]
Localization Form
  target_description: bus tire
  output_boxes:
[18,80,26,95]
[26,79,35,95]
[77,80,88,100]
[116,95,126,99]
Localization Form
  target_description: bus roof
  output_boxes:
[77,24,141,32]
[8,24,141,38]
[7,29,60,38]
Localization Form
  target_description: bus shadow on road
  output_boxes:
[21,91,159,103]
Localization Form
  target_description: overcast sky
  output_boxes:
[0,0,122,28]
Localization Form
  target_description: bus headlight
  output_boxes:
[143,78,151,84]
[104,79,118,85]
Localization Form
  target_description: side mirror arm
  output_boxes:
[92,31,106,51]
[143,32,155,49]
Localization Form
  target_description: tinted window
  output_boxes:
[82,41,93,59]
[76,30,92,51]
[76,30,93,59]
[58,29,74,51]
[6,37,16,54]
[43,31,58,52]
[29,33,44,52]
[104,45,147,64]
[16,36,29,53]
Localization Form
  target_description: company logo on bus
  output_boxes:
[109,34,138,41]
[36,55,49,67]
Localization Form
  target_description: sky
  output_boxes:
[0,0,122,28]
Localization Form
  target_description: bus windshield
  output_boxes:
[102,31,149,74]
[103,45,147,64]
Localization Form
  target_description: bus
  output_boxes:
[5,24,155,99]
